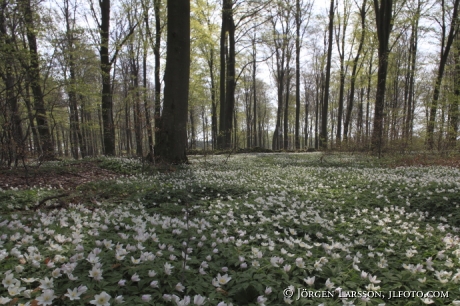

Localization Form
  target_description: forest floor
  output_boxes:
[0,161,119,190]
[1,151,460,191]
[1,153,460,305]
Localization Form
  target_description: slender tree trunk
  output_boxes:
[449,36,460,149]
[335,1,350,146]
[357,87,364,144]
[143,41,154,159]
[63,0,85,159]
[189,108,196,149]
[284,67,291,150]
[304,79,310,148]
[252,34,258,147]
[405,23,418,145]
[208,48,218,150]
[365,52,373,145]
[320,0,334,150]
[129,51,143,157]
[153,0,162,144]
[314,72,321,149]
[295,0,301,150]
[401,24,418,146]
[218,0,227,149]
[5,65,24,164]
[344,1,366,144]
[124,83,132,155]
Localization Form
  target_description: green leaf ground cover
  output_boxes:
[1,153,460,305]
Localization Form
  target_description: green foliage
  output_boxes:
[97,157,144,174]
[0,188,60,212]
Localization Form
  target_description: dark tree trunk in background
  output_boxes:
[21,0,55,159]
[344,0,367,142]
[284,67,292,150]
[153,0,162,144]
[449,36,460,148]
[218,0,236,149]
[209,48,218,150]
[320,0,334,150]
[426,0,460,150]
[130,55,143,157]
[143,43,154,159]
[1,0,24,165]
[252,34,258,147]
[154,0,190,163]
[63,0,86,159]
[335,0,350,146]
[295,0,301,150]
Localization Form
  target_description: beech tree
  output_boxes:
[154,0,190,163]
[21,0,55,159]
[319,0,334,149]
[371,0,395,154]
[426,0,460,150]
[217,0,236,149]
[0,0,24,165]
[295,0,312,149]
[3,0,460,162]
[88,0,137,155]
[343,0,369,143]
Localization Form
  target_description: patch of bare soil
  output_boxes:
[0,161,119,191]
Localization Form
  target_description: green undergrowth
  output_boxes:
[0,189,60,212]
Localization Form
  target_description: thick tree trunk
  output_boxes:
[371,0,394,154]
[218,0,236,149]
[154,0,190,163]
[99,0,116,155]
